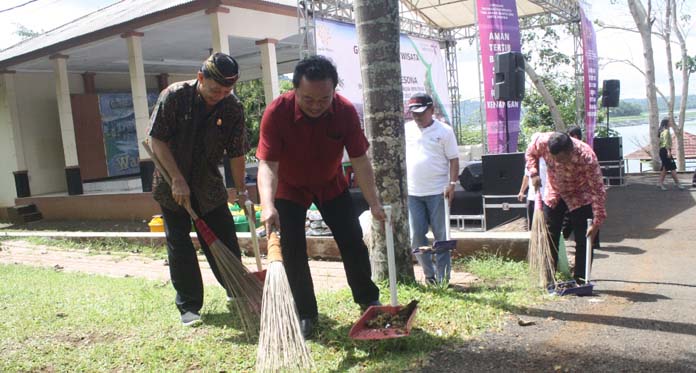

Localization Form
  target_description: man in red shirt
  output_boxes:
[526,131,606,284]
[256,55,385,338]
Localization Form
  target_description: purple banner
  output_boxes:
[580,4,598,147]
[477,0,522,153]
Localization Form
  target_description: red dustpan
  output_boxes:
[349,205,418,340]
[245,200,266,283]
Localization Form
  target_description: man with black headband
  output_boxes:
[148,52,249,327]
[256,55,384,339]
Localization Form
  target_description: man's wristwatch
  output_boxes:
[236,189,249,197]
[449,181,457,186]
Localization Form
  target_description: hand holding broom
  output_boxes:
[142,140,263,335]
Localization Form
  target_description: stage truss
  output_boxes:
[296,0,586,142]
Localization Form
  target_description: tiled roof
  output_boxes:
[624,131,696,160]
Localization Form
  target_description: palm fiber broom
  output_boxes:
[142,141,262,335]
[256,231,313,372]
[528,191,556,288]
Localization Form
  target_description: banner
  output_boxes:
[98,93,158,177]
[315,19,451,125]
[579,1,598,147]
[476,0,522,153]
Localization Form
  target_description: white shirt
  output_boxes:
[405,118,459,196]
[525,157,547,201]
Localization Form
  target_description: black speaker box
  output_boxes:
[494,52,525,101]
[593,137,623,161]
[482,152,525,195]
[484,196,527,230]
[459,161,483,191]
[602,80,620,108]
[450,185,483,215]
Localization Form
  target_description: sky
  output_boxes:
[1,0,694,101]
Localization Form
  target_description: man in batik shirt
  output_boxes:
[526,132,606,283]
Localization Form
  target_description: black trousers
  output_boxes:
[161,202,241,314]
[276,189,380,320]
[543,199,594,281]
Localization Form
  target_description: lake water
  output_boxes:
[612,117,696,172]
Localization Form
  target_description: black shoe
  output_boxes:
[300,318,315,339]
[359,300,382,312]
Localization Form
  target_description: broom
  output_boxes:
[527,191,556,288]
[142,141,262,335]
[256,231,313,372]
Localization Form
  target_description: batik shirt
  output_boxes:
[525,132,607,226]
[149,80,248,215]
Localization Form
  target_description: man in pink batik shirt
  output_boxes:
[526,131,606,284]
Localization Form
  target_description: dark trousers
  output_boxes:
[275,189,380,320]
[544,199,594,282]
[161,202,241,314]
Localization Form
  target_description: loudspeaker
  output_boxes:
[494,52,525,101]
[459,161,483,191]
[450,185,483,215]
[593,137,623,161]
[602,80,620,108]
[482,152,525,195]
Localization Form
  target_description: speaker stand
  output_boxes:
[504,100,510,153]
[605,106,610,134]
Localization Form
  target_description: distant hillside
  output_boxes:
[623,95,696,111]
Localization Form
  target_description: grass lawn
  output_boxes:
[0,255,547,372]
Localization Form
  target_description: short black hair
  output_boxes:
[293,55,338,89]
[548,132,573,155]
[567,126,582,140]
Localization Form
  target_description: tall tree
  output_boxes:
[520,22,576,133]
[671,0,694,170]
[628,0,662,170]
[354,0,414,282]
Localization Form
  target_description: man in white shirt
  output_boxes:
[405,93,460,284]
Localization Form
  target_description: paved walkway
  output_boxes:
[0,240,478,292]
[422,173,696,372]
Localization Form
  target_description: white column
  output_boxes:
[207,6,230,54]
[256,38,280,104]
[122,31,150,160]
[1,71,26,171]
[51,54,79,168]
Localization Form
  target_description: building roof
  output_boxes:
[624,131,696,160]
[0,0,300,78]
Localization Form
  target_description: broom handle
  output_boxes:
[141,140,200,220]
[586,218,593,283]
[245,200,263,271]
[267,231,283,262]
[443,186,451,241]
[384,205,397,307]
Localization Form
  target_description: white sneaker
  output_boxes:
[677,184,685,190]
[659,184,667,191]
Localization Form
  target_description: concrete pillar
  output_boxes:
[256,38,280,105]
[207,6,230,54]
[1,71,31,197]
[50,53,83,195]
[122,31,154,192]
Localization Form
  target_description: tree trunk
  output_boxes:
[672,0,690,171]
[354,0,414,282]
[524,62,566,131]
[628,0,661,170]
[663,0,682,170]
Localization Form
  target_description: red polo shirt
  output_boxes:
[256,91,369,207]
